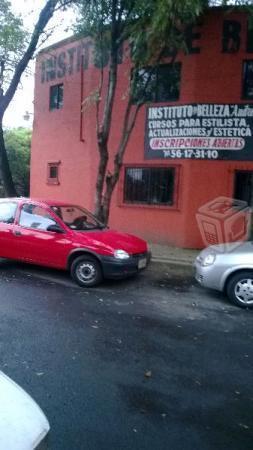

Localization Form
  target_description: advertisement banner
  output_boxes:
[145,104,253,160]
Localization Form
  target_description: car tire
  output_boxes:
[71,255,103,287]
[226,271,253,308]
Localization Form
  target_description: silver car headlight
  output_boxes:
[114,249,130,259]
[202,253,216,266]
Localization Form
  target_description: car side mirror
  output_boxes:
[47,224,65,233]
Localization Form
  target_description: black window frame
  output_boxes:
[242,60,253,100]
[123,166,176,207]
[49,83,64,110]
[132,62,181,104]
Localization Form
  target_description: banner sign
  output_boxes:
[145,104,253,160]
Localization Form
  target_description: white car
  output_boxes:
[0,371,50,449]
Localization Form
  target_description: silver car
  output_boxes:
[195,241,253,308]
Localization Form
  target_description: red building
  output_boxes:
[31,8,253,248]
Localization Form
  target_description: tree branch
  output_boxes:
[100,0,119,143]
[0,0,61,117]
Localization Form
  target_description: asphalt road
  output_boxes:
[0,260,252,450]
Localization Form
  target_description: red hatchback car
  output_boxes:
[0,198,151,287]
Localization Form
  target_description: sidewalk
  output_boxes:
[149,243,199,267]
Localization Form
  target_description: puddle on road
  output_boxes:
[119,384,170,419]
[152,276,195,292]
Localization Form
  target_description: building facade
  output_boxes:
[31,8,253,248]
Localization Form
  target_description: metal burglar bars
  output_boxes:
[124,167,175,206]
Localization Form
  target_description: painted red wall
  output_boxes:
[31,9,253,248]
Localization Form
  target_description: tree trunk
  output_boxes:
[99,99,142,225]
[94,141,108,222]
[102,175,115,225]
[93,2,120,223]
[94,61,118,222]
[0,124,17,196]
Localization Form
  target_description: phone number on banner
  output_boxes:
[163,149,219,159]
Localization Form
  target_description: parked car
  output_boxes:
[0,370,49,449]
[0,198,150,287]
[195,241,253,308]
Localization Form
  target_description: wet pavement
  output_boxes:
[0,260,252,450]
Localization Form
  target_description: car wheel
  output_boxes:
[226,271,253,308]
[71,255,103,287]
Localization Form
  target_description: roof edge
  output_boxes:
[38,6,248,56]
[38,33,85,55]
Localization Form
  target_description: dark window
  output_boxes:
[49,166,58,179]
[47,162,60,184]
[242,60,253,99]
[132,63,181,103]
[0,202,17,223]
[234,170,253,206]
[124,167,175,206]
[49,83,63,110]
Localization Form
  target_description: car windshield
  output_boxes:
[51,205,105,231]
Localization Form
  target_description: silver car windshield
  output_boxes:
[51,205,104,231]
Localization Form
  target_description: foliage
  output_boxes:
[129,0,208,65]
[0,0,27,93]
[0,0,72,197]
[3,127,31,196]
[74,0,253,69]
[74,0,207,67]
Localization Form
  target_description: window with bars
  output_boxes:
[49,83,64,110]
[242,60,253,99]
[132,63,181,103]
[124,167,175,206]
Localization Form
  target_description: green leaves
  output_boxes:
[4,127,31,196]
[0,0,27,90]
[128,0,206,66]
[73,0,208,69]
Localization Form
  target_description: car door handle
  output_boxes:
[13,230,22,236]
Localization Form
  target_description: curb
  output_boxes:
[150,257,194,268]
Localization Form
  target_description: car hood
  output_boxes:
[72,229,148,255]
[202,240,253,256]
